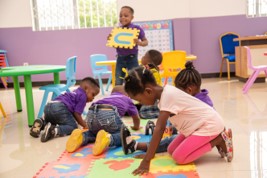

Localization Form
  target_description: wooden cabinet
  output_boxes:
[234,36,267,82]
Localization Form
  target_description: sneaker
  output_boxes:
[216,145,225,158]
[145,120,155,135]
[221,128,233,162]
[120,125,136,155]
[92,130,111,156]
[40,122,56,142]
[30,118,44,138]
[66,129,84,153]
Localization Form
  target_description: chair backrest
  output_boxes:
[244,46,259,71]
[90,54,109,75]
[0,54,7,67]
[65,56,77,87]
[161,50,187,77]
[219,32,240,56]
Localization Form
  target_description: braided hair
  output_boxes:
[174,61,201,90]
[124,66,157,96]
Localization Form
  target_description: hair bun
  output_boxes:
[185,61,194,70]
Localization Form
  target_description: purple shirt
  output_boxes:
[92,92,138,117]
[54,87,87,114]
[195,89,214,107]
[116,23,145,56]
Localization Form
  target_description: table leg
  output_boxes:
[111,65,116,87]
[24,75,34,127]
[53,72,60,84]
[12,76,22,112]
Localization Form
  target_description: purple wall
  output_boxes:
[0,27,116,82]
[0,15,267,82]
[189,15,267,73]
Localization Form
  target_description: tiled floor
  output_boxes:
[1,78,267,178]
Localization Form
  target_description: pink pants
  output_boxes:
[167,134,218,164]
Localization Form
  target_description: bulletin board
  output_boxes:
[135,20,174,58]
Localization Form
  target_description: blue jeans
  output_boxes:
[44,101,78,136]
[82,104,123,147]
[147,135,177,153]
[115,54,139,85]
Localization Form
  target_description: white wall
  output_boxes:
[117,0,190,21]
[0,0,246,28]
[189,0,245,18]
[0,0,32,28]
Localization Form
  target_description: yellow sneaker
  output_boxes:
[66,129,83,153]
[92,130,111,156]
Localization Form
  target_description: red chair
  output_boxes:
[0,54,8,89]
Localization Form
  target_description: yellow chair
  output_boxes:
[0,102,7,118]
[161,50,187,85]
[219,32,240,80]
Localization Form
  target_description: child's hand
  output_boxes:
[134,153,146,159]
[133,38,139,45]
[131,126,142,130]
[107,34,112,40]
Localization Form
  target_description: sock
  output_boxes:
[126,136,133,144]
[134,141,138,150]
[54,128,58,136]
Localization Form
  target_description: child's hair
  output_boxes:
[174,61,201,90]
[147,49,162,70]
[124,66,157,96]
[81,77,99,89]
[121,6,134,14]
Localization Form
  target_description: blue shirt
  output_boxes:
[54,87,87,114]
[92,92,138,117]
[116,23,146,56]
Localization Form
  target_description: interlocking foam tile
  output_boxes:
[34,118,200,178]
[106,27,140,49]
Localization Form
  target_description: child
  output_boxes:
[122,66,233,176]
[113,6,148,85]
[65,85,140,156]
[139,49,162,119]
[29,77,100,142]
[122,61,225,158]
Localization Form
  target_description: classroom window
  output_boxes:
[31,0,118,31]
[247,0,267,17]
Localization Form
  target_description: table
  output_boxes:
[0,65,66,126]
[96,55,197,87]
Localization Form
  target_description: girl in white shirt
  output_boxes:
[123,66,233,176]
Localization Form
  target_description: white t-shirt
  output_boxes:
[158,85,224,137]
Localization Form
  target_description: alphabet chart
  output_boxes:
[135,20,174,58]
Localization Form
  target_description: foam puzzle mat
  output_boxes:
[34,119,200,178]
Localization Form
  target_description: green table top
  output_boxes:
[0,65,66,77]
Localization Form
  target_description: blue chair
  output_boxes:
[219,32,240,80]
[37,56,77,118]
[90,54,112,95]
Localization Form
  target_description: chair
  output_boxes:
[242,46,267,94]
[0,52,8,89]
[0,102,7,118]
[37,56,77,118]
[90,54,112,95]
[160,50,187,85]
[219,32,240,80]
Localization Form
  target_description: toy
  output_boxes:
[106,27,140,49]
